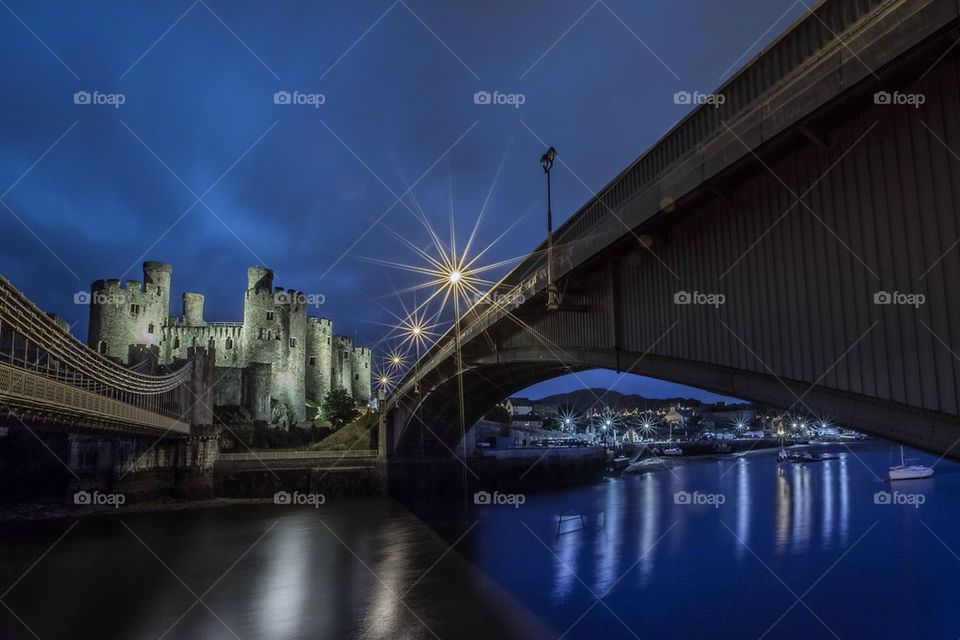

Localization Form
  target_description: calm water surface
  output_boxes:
[2,441,959,639]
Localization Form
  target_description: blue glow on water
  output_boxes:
[467,442,960,639]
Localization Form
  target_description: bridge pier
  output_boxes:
[57,428,220,502]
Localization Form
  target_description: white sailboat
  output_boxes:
[663,422,683,456]
[889,446,933,481]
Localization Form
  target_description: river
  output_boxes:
[1,441,958,639]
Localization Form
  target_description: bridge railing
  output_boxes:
[218,449,378,461]
[389,0,895,406]
[0,275,194,427]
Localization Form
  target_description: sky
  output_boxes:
[0,0,806,400]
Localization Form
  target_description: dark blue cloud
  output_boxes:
[0,0,803,400]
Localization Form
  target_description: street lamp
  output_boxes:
[540,146,559,311]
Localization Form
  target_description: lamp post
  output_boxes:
[540,146,559,311]
[449,269,468,497]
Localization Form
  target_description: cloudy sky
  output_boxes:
[0,0,805,400]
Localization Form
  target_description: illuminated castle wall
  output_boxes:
[87,262,372,423]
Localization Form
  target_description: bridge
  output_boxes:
[0,275,219,497]
[0,275,206,435]
[385,0,960,460]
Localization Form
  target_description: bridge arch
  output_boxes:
[390,344,960,458]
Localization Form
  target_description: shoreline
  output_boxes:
[0,496,277,525]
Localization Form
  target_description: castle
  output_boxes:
[87,261,372,423]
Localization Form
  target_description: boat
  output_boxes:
[662,423,683,456]
[608,456,631,472]
[889,446,934,480]
[623,457,666,473]
[712,442,731,453]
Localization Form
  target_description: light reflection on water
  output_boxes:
[469,441,960,639]
[1,442,959,639]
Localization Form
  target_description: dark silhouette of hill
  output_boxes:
[531,389,707,411]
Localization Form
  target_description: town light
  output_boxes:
[448,270,462,285]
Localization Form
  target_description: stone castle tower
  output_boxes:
[87,262,371,423]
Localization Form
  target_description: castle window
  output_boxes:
[275,332,281,341]
[258,328,264,340]
[327,337,330,345]
[289,338,297,348]
[266,311,274,321]
[354,373,359,380]
[97,341,107,354]
[174,337,181,349]
[309,356,317,366]
[130,304,140,315]
[147,323,155,334]
[225,338,233,350]
[267,330,272,340]
[365,362,368,369]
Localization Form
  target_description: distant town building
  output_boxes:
[504,397,534,416]
[664,407,684,426]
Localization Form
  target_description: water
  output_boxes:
[1,441,959,639]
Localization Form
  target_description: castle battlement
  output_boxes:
[87,261,372,423]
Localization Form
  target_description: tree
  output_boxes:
[322,388,360,429]
[484,405,510,425]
